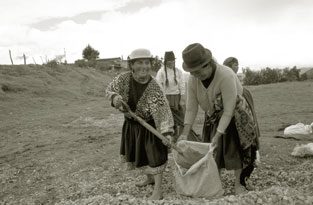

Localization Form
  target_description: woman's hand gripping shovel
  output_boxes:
[119,100,184,155]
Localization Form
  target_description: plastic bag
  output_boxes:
[284,122,313,135]
[173,140,224,199]
[291,143,313,157]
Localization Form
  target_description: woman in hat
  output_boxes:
[106,48,174,200]
[178,43,259,195]
[156,51,199,142]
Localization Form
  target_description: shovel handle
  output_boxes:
[120,100,183,155]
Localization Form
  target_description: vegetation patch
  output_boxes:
[1,83,27,93]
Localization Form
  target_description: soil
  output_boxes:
[0,65,312,204]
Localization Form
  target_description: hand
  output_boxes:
[124,112,133,119]
[211,133,221,150]
[162,135,172,147]
[112,95,123,109]
[177,134,187,142]
[179,97,185,106]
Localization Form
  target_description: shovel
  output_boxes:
[119,100,183,155]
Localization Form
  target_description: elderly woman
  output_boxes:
[106,48,174,200]
[178,43,259,195]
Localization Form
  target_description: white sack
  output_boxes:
[291,143,313,157]
[284,122,313,135]
[173,140,224,199]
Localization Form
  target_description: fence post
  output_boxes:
[32,57,37,65]
[40,56,44,64]
[23,53,26,65]
[9,50,14,65]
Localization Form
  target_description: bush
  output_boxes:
[243,66,301,85]
[46,59,58,68]
[300,73,308,81]
[95,63,111,72]
[75,59,87,67]
[152,56,163,73]
[87,60,97,68]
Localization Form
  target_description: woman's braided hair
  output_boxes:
[164,51,177,86]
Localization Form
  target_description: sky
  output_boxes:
[0,0,313,71]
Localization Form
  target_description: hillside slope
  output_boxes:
[0,64,113,98]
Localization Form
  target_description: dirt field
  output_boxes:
[0,65,312,204]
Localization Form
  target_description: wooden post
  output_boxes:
[64,48,67,64]
[40,56,44,64]
[23,53,26,65]
[9,50,14,65]
[32,57,37,65]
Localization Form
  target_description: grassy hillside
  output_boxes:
[0,65,312,204]
[247,80,313,136]
[0,64,113,98]
[0,64,114,126]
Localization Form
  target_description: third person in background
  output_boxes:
[156,51,199,142]
[223,56,261,171]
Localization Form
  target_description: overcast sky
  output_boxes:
[0,0,313,71]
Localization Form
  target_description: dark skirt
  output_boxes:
[120,117,168,168]
[202,117,243,170]
[166,94,200,142]
[166,94,181,112]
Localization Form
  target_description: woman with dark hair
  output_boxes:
[178,43,259,195]
[223,57,239,73]
[156,51,199,142]
[106,48,174,200]
[223,56,261,172]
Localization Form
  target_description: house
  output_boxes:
[96,57,128,70]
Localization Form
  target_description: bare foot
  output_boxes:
[135,178,154,187]
[149,190,163,200]
[235,184,247,195]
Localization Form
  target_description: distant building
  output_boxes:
[96,57,128,70]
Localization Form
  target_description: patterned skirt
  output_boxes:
[202,91,258,170]
[120,117,168,175]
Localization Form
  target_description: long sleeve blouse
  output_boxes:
[184,64,243,133]
[155,67,185,95]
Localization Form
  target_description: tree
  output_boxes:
[82,44,100,61]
